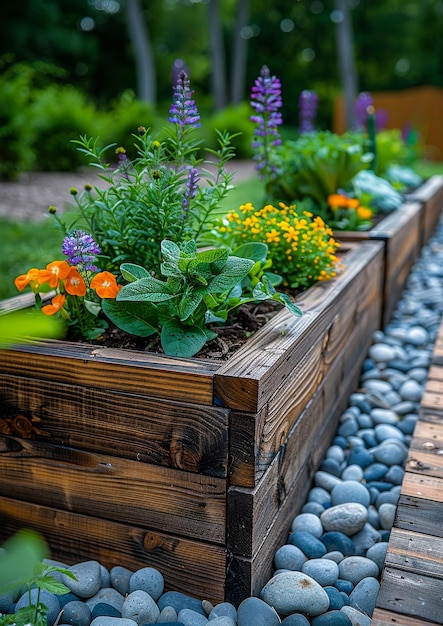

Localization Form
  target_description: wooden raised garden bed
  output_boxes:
[336,200,424,327]
[406,174,443,247]
[0,241,384,605]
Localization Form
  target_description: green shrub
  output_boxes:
[0,59,36,179]
[200,102,254,159]
[28,85,100,172]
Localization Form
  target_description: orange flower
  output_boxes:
[357,206,373,220]
[64,267,87,296]
[14,268,39,292]
[41,294,66,316]
[327,194,348,208]
[90,271,121,298]
[38,261,71,288]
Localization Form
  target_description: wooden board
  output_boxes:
[372,607,441,626]
[0,437,226,544]
[0,497,227,605]
[407,174,443,245]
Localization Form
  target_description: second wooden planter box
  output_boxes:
[0,241,384,605]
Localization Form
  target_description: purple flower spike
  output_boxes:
[299,90,318,134]
[169,71,201,129]
[182,167,199,216]
[250,65,283,181]
[354,92,374,131]
[62,230,101,273]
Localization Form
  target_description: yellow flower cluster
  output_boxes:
[222,201,340,290]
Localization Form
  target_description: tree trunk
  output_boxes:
[334,0,358,130]
[125,0,156,103]
[208,0,227,110]
[230,0,250,105]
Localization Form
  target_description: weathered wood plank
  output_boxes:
[0,341,218,405]
[372,607,441,626]
[0,436,226,543]
[0,497,227,605]
[0,374,229,477]
[401,471,443,503]
[376,566,443,623]
[384,527,443,579]
[395,494,443,538]
[215,241,384,412]
[407,174,443,244]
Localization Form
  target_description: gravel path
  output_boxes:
[0,161,257,223]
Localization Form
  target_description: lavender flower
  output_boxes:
[299,90,318,134]
[182,167,199,216]
[169,71,201,129]
[354,92,374,131]
[62,230,101,273]
[250,65,283,182]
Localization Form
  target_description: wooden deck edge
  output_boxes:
[373,313,443,625]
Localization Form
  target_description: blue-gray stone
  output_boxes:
[321,532,355,557]
[366,480,394,492]
[361,432,378,447]
[332,436,348,449]
[90,619,138,626]
[209,602,237,620]
[350,523,382,555]
[308,487,332,506]
[274,544,307,571]
[208,617,236,626]
[177,608,209,625]
[288,531,327,558]
[340,465,364,482]
[399,379,423,402]
[302,501,326,515]
[315,471,343,492]
[363,463,388,481]
[62,561,102,599]
[407,367,428,382]
[58,592,81,609]
[356,414,372,429]
[368,343,396,362]
[346,446,373,469]
[372,440,408,466]
[376,489,400,508]
[322,551,345,563]
[340,606,371,626]
[386,359,410,373]
[397,415,418,434]
[331,481,370,508]
[405,325,428,345]
[121,590,160,624]
[15,589,60,626]
[311,610,352,626]
[338,557,379,585]
[237,597,281,626]
[260,571,330,617]
[62,600,92,626]
[157,606,179,623]
[281,615,310,626]
[384,465,405,485]
[338,419,359,438]
[378,502,397,529]
[99,565,110,588]
[321,503,368,536]
[366,542,389,571]
[91,602,121,619]
[302,558,339,586]
[158,592,206,615]
[349,577,380,617]
[0,592,14,613]
[129,567,164,600]
[324,586,345,610]
[367,505,380,529]
[335,579,354,594]
[320,457,343,477]
[291,513,324,538]
[110,566,133,595]
[85,588,125,612]
[374,424,404,442]
[326,445,346,464]
[370,408,398,425]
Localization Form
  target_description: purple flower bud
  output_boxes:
[354,92,373,131]
[62,230,101,273]
[299,90,318,134]
[250,65,283,181]
[169,71,201,129]
[182,167,199,216]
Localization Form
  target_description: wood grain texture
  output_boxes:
[0,436,226,543]
[385,527,443,579]
[376,566,443,623]
[407,174,443,244]
[0,341,218,405]
[215,241,384,412]
[401,472,443,503]
[0,374,229,477]
[394,494,443,538]
[372,607,441,626]
[0,497,228,605]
